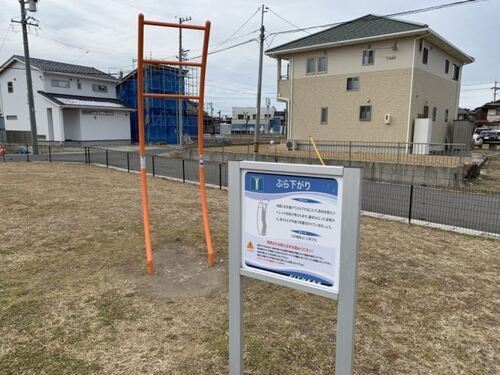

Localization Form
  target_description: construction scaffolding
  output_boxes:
[118,65,198,144]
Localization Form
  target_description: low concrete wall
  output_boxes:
[184,149,468,188]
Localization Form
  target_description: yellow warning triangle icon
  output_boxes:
[246,241,254,250]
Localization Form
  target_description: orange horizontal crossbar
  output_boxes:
[144,19,206,30]
[143,93,200,100]
[143,59,202,67]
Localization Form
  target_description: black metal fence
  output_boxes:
[2,146,499,236]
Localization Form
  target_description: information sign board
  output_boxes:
[242,172,342,293]
[228,161,361,375]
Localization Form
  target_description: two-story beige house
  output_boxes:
[266,14,474,144]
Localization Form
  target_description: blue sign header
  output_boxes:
[245,172,338,197]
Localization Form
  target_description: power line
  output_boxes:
[266,7,311,35]
[267,0,489,37]
[187,38,257,60]
[37,27,89,52]
[210,8,260,52]
[461,81,495,86]
[0,25,11,53]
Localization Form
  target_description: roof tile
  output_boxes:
[266,14,426,54]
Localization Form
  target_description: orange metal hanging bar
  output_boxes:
[137,13,154,274]
[197,21,215,267]
[144,59,203,67]
[144,19,206,30]
[137,14,215,268]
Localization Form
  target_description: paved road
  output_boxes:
[3,150,499,234]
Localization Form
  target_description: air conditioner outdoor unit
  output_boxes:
[384,113,391,125]
[285,139,297,151]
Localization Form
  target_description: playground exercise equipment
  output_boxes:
[137,14,215,274]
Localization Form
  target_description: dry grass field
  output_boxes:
[0,163,498,374]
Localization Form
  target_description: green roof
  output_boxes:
[266,14,427,55]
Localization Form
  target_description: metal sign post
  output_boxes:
[228,161,362,374]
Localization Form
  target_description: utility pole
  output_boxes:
[252,4,267,161]
[12,0,39,154]
[244,111,249,134]
[265,97,270,134]
[207,101,214,134]
[492,80,499,102]
[177,16,191,147]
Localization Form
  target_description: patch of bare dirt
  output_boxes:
[139,244,226,299]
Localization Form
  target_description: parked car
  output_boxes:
[481,130,500,143]
[474,127,490,140]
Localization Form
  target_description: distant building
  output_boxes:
[0,55,133,144]
[117,66,198,144]
[471,100,500,127]
[457,107,469,120]
[231,106,276,133]
[266,14,474,144]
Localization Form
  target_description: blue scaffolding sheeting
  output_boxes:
[117,66,198,144]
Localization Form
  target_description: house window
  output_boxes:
[7,81,13,93]
[432,107,437,122]
[6,115,17,120]
[98,111,114,116]
[452,64,460,81]
[306,57,316,74]
[320,107,328,125]
[445,109,449,122]
[362,50,374,65]
[422,47,429,64]
[317,56,327,74]
[445,59,449,74]
[92,84,108,93]
[82,110,98,115]
[346,77,359,91]
[237,114,244,120]
[77,80,82,90]
[359,105,371,121]
[252,114,256,120]
[423,105,429,118]
[51,79,70,88]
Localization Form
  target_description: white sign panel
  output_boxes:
[241,171,342,293]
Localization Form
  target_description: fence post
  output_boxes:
[152,155,156,177]
[397,142,401,164]
[127,152,130,173]
[26,144,30,162]
[408,184,414,224]
[348,141,352,163]
[105,149,109,168]
[48,145,52,163]
[84,147,88,164]
[182,159,186,183]
[219,163,222,189]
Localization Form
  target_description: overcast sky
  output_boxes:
[0,0,498,114]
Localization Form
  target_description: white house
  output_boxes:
[0,55,133,144]
[231,106,276,133]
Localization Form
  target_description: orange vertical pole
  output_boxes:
[137,13,154,274]
[198,21,215,267]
